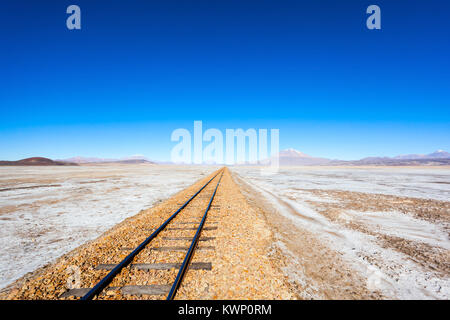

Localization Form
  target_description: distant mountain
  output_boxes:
[4,150,448,167]
[342,150,450,166]
[337,158,450,166]
[114,159,155,164]
[0,157,77,166]
[59,155,155,164]
[119,155,155,164]
[263,148,332,166]
[260,149,450,166]
[329,149,450,166]
[393,150,450,160]
[61,156,116,164]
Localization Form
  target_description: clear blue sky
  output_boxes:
[1,0,449,161]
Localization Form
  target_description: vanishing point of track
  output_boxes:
[62,168,224,300]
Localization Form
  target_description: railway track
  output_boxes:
[60,168,224,300]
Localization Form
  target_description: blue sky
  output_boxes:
[0,0,449,161]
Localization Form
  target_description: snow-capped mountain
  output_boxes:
[265,148,332,166]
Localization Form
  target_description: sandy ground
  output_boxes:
[0,167,295,300]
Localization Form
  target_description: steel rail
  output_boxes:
[81,169,222,300]
[166,170,224,300]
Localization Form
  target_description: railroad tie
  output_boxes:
[60,285,172,298]
[171,221,218,225]
[144,224,217,232]
[166,226,218,231]
[60,288,92,298]
[151,246,215,251]
[162,236,215,241]
[95,262,212,271]
[121,285,172,296]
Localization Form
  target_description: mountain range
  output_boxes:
[262,148,331,166]
[0,157,77,166]
[267,149,450,166]
[1,150,449,166]
[57,155,155,164]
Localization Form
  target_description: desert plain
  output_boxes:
[0,165,448,299]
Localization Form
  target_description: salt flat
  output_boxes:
[0,165,216,289]
[1,165,449,299]
[233,166,450,299]
[235,166,450,201]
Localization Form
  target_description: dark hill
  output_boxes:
[0,157,78,166]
